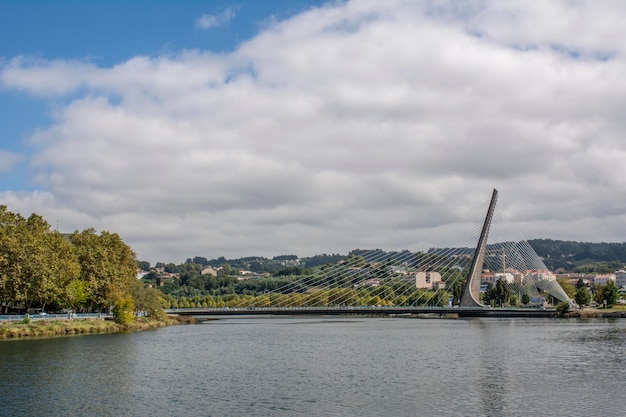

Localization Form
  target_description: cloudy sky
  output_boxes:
[1,0,626,264]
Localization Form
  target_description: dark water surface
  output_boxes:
[1,317,625,416]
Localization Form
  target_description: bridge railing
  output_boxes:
[165,305,454,314]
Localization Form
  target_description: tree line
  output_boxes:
[160,285,453,309]
[529,239,626,272]
[0,206,164,322]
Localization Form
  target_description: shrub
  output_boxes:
[112,296,135,325]
[555,301,570,317]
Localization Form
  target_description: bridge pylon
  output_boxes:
[460,188,498,308]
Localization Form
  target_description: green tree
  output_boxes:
[0,208,79,311]
[65,278,88,314]
[487,279,510,307]
[601,280,619,307]
[0,206,26,311]
[137,260,151,271]
[428,289,449,307]
[574,286,591,309]
[594,285,604,306]
[450,279,463,305]
[131,280,167,319]
[521,293,531,305]
[557,277,575,298]
[218,263,232,276]
[70,229,137,312]
[555,301,570,317]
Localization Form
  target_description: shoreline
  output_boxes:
[3,309,624,340]
[565,309,626,318]
[0,315,196,340]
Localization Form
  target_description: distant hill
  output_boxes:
[528,239,626,272]
[145,239,626,276]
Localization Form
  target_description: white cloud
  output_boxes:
[2,0,626,263]
[195,6,239,30]
[0,57,99,96]
[0,150,21,172]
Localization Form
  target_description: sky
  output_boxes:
[2,0,626,264]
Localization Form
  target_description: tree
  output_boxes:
[65,278,88,314]
[0,208,79,311]
[218,263,232,276]
[574,286,591,309]
[112,295,134,325]
[0,206,26,311]
[594,285,604,306]
[482,283,495,306]
[521,293,531,305]
[493,279,511,306]
[575,278,586,289]
[131,280,167,319]
[602,280,619,307]
[137,260,151,271]
[557,277,575,298]
[555,301,570,317]
[70,229,137,312]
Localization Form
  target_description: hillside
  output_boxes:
[529,239,626,272]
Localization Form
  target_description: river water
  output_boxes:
[1,316,625,417]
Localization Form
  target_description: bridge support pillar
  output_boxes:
[460,189,498,308]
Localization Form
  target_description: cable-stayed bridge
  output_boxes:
[168,189,570,318]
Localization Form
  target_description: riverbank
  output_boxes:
[0,315,196,340]
[565,307,626,318]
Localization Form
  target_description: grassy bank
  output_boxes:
[0,315,196,340]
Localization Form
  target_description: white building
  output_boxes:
[493,272,515,284]
[525,269,556,282]
[593,274,616,286]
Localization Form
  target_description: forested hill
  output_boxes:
[528,239,626,272]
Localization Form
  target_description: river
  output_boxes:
[1,316,625,417]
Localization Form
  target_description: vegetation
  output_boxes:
[156,284,455,309]
[482,279,511,307]
[0,316,191,340]
[555,301,570,317]
[142,251,472,309]
[594,280,620,307]
[557,277,576,298]
[574,286,591,308]
[6,202,624,326]
[0,206,166,325]
[529,239,626,272]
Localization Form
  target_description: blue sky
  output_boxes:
[2,0,626,263]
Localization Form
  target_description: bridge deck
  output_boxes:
[166,306,555,318]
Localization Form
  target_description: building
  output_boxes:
[493,272,515,284]
[525,269,556,282]
[593,274,616,286]
[480,272,496,285]
[614,270,626,289]
[414,271,445,289]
